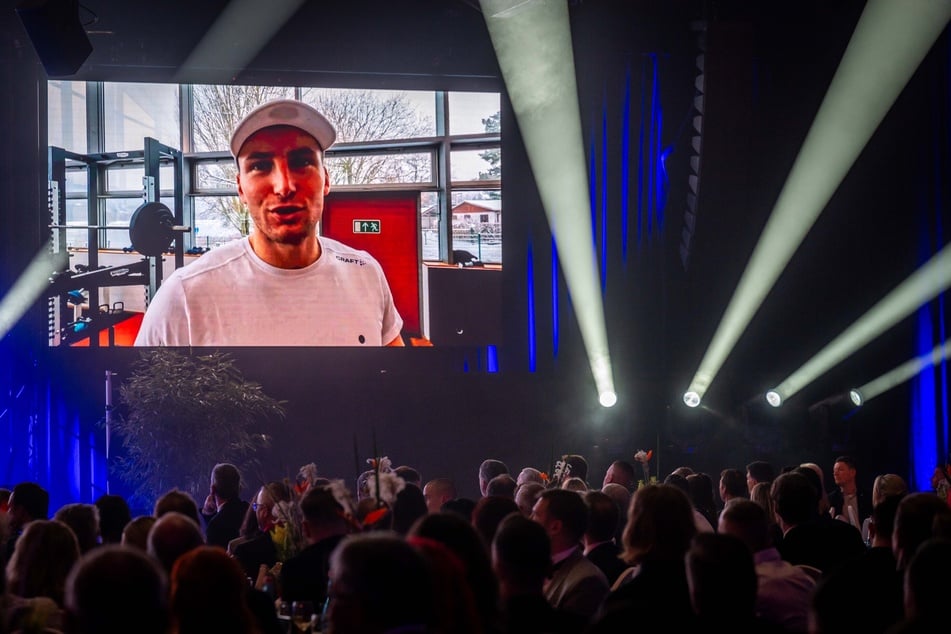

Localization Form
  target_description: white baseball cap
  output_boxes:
[230,99,337,158]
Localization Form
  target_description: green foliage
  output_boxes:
[115,350,285,508]
[479,111,501,187]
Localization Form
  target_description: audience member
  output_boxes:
[440,497,476,522]
[515,482,545,517]
[170,545,261,634]
[590,484,698,632]
[665,473,714,533]
[492,513,583,634]
[750,481,783,548]
[122,515,157,551]
[517,467,545,487]
[892,492,951,571]
[395,465,422,487]
[479,459,509,497]
[4,519,79,630]
[687,472,718,531]
[531,489,608,621]
[810,494,905,634]
[600,483,632,544]
[409,535,480,634]
[746,461,775,494]
[718,468,748,513]
[65,544,168,634]
[871,473,908,507]
[279,486,350,609]
[410,511,500,632]
[895,538,951,633]
[154,489,202,526]
[720,499,815,632]
[583,490,626,586]
[602,460,636,490]
[5,482,49,559]
[201,462,250,550]
[487,473,518,498]
[472,495,519,547]
[327,533,434,634]
[147,511,205,575]
[53,503,100,554]
[563,455,589,485]
[94,494,131,545]
[828,455,871,529]
[232,481,291,581]
[391,483,428,535]
[560,477,588,493]
[422,478,456,514]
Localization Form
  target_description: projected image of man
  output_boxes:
[134,99,403,347]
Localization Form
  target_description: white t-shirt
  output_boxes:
[134,236,403,346]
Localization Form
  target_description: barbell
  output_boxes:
[49,201,191,257]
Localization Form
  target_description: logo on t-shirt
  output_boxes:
[334,255,367,266]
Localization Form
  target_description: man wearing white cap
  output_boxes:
[135,99,403,346]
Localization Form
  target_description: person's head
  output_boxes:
[392,483,429,536]
[563,455,588,484]
[94,494,131,545]
[531,488,588,553]
[832,456,857,490]
[210,462,242,502]
[561,477,588,493]
[5,519,80,605]
[663,473,690,497]
[147,511,206,575]
[153,489,201,526]
[719,468,748,502]
[486,473,517,498]
[299,486,349,544]
[395,465,422,488]
[491,513,552,596]
[423,478,457,514]
[892,492,951,570]
[718,500,770,553]
[230,100,336,264]
[253,480,292,531]
[516,467,544,487]
[53,503,100,554]
[584,490,619,544]
[903,538,951,623]
[872,473,908,508]
[867,493,903,547]
[170,546,256,634]
[770,472,817,530]
[515,482,545,517]
[686,473,716,512]
[479,459,509,496]
[746,461,775,493]
[122,515,157,551]
[65,545,168,634]
[328,533,433,634]
[749,481,775,522]
[472,495,519,547]
[686,532,757,621]
[793,466,824,514]
[622,484,696,566]
[798,462,831,515]
[603,460,636,490]
[8,481,49,531]
[440,497,476,522]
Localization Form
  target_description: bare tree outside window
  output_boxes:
[302,88,433,185]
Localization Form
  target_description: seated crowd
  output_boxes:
[0,453,949,633]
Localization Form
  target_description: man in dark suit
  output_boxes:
[828,455,871,528]
[201,463,250,549]
[531,489,608,622]
[582,490,626,586]
[279,486,350,608]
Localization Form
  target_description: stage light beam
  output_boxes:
[853,339,951,405]
[481,0,616,406]
[0,241,68,340]
[772,245,951,403]
[685,0,951,405]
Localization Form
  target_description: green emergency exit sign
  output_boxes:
[353,219,381,234]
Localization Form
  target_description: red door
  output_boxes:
[321,191,421,336]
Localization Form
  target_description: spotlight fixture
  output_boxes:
[599,391,617,408]
[849,389,863,407]
[683,391,701,408]
[765,390,783,408]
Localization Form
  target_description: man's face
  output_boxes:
[236,125,329,250]
[746,471,756,494]
[530,498,559,550]
[832,461,856,488]
[254,488,273,531]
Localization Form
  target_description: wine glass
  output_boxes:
[292,601,315,633]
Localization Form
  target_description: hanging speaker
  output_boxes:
[16,0,92,77]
